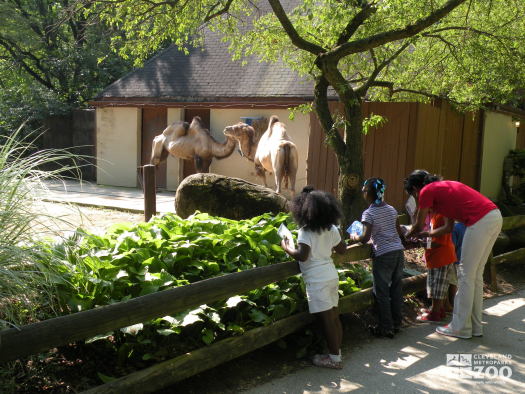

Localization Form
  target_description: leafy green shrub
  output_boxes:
[38,211,370,366]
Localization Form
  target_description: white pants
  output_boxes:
[450,209,502,336]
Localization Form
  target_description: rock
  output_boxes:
[175,173,289,220]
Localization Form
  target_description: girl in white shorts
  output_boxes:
[281,186,347,369]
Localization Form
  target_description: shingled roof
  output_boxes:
[95,29,317,103]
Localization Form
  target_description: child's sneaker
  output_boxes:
[312,354,343,369]
[416,311,442,323]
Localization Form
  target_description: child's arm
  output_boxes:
[349,222,372,244]
[333,239,348,254]
[429,216,454,238]
[396,217,405,239]
[281,239,310,262]
[405,206,430,239]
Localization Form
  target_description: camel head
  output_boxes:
[223,122,256,161]
[223,122,253,140]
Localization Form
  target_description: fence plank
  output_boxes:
[82,274,427,393]
[0,261,300,363]
[501,215,525,231]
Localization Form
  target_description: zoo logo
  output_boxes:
[446,353,513,381]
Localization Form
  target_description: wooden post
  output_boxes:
[483,251,496,291]
[143,164,156,221]
[489,252,497,292]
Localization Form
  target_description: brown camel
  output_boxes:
[224,116,298,194]
[150,116,236,173]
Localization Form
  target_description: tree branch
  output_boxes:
[356,40,412,96]
[267,0,325,55]
[336,1,377,46]
[0,38,56,91]
[313,75,346,158]
[204,0,235,22]
[325,0,467,61]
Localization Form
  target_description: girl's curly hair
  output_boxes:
[290,186,343,232]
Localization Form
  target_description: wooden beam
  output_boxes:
[82,274,427,393]
[333,243,372,265]
[501,215,525,231]
[492,247,525,265]
[82,312,315,394]
[0,261,300,363]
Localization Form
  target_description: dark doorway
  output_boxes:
[183,109,211,179]
[142,107,167,188]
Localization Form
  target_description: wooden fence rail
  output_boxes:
[83,274,426,394]
[1,213,522,390]
[0,245,371,363]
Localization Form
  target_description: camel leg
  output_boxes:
[194,156,212,173]
[150,135,166,165]
[255,162,267,187]
[288,172,296,195]
[201,158,212,173]
[193,155,211,173]
[274,170,283,194]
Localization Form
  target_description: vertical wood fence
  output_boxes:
[307,101,482,210]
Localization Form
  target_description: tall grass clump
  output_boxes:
[0,125,84,330]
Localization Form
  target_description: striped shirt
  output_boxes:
[362,203,404,257]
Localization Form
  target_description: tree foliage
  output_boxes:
[87,0,525,221]
[0,0,133,132]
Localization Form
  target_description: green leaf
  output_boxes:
[97,372,116,383]
[226,295,243,308]
[248,309,269,324]
[201,327,215,345]
[86,332,113,344]
[120,323,143,335]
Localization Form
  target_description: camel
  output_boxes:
[224,116,298,194]
[150,116,237,173]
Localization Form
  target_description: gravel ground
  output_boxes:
[32,201,145,237]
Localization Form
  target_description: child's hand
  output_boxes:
[281,238,292,252]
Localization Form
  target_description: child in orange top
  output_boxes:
[417,213,457,322]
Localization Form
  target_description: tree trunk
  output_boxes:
[337,100,366,226]
[313,62,366,227]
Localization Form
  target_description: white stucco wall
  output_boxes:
[209,109,310,195]
[96,107,141,187]
[166,108,184,190]
[480,111,517,200]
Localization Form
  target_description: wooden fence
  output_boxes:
[0,242,426,393]
[0,208,521,391]
[487,215,525,290]
[307,100,482,211]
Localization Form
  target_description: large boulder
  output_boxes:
[175,173,289,220]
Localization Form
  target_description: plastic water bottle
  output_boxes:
[346,221,363,237]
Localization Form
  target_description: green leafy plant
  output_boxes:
[0,125,85,329]
[37,211,370,370]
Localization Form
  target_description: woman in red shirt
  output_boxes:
[404,170,502,339]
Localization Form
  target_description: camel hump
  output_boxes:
[163,120,189,137]
[268,115,279,127]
